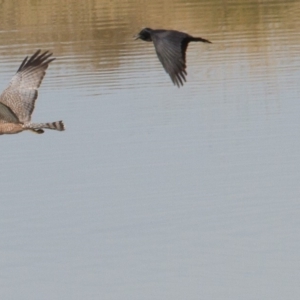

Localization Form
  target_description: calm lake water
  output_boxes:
[0,0,300,299]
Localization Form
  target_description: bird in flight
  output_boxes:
[0,50,64,135]
[135,28,211,87]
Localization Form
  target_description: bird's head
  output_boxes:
[134,28,153,41]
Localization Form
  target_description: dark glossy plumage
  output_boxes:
[135,28,211,87]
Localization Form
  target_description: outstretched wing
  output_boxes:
[0,50,55,123]
[152,30,188,87]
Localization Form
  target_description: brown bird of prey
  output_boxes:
[0,50,65,135]
[135,28,211,87]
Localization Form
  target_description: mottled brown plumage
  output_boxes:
[0,50,65,135]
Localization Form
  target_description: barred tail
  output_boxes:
[26,121,65,134]
[44,121,65,131]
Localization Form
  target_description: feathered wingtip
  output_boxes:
[17,49,56,72]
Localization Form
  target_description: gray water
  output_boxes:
[0,0,300,299]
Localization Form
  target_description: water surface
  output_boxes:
[0,1,300,299]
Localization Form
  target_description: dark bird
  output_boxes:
[0,50,65,135]
[135,28,211,87]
